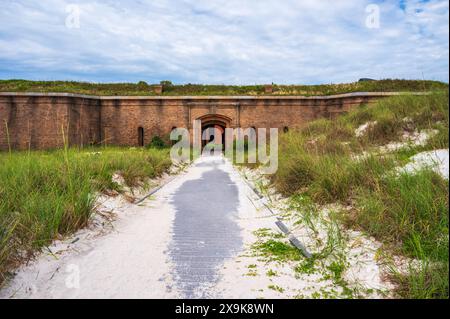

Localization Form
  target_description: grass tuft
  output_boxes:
[265,92,449,298]
[0,146,171,284]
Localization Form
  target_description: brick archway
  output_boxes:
[196,114,232,128]
[196,114,232,149]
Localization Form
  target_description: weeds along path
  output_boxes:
[0,155,291,298]
[0,155,392,298]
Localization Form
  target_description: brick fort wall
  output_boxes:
[0,92,398,150]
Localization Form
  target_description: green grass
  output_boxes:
[266,92,449,298]
[352,170,449,299]
[266,269,278,277]
[0,146,171,285]
[294,259,317,275]
[252,239,303,262]
[268,284,284,293]
[0,79,447,96]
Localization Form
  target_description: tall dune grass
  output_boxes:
[0,147,171,284]
[272,92,449,298]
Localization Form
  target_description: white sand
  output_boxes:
[380,129,439,153]
[214,167,394,299]
[355,121,377,137]
[0,174,186,299]
[397,149,449,179]
[352,128,440,162]
[1,155,395,299]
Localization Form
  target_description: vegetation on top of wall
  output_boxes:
[0,79,448,96]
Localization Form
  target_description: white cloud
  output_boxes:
[0,0,448,83]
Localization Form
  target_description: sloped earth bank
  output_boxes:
[0,155,392,299]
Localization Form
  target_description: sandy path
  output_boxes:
[2,155,389,299]
[0,155,283,299]
[0,167,181,298]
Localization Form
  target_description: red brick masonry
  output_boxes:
[0,92,405,150]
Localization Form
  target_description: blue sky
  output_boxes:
[0,0,448,84]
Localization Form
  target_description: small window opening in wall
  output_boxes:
[138,127,144,147]
[283,126,289,133]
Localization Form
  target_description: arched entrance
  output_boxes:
[202,124,225,148]
[195,114,232,151]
